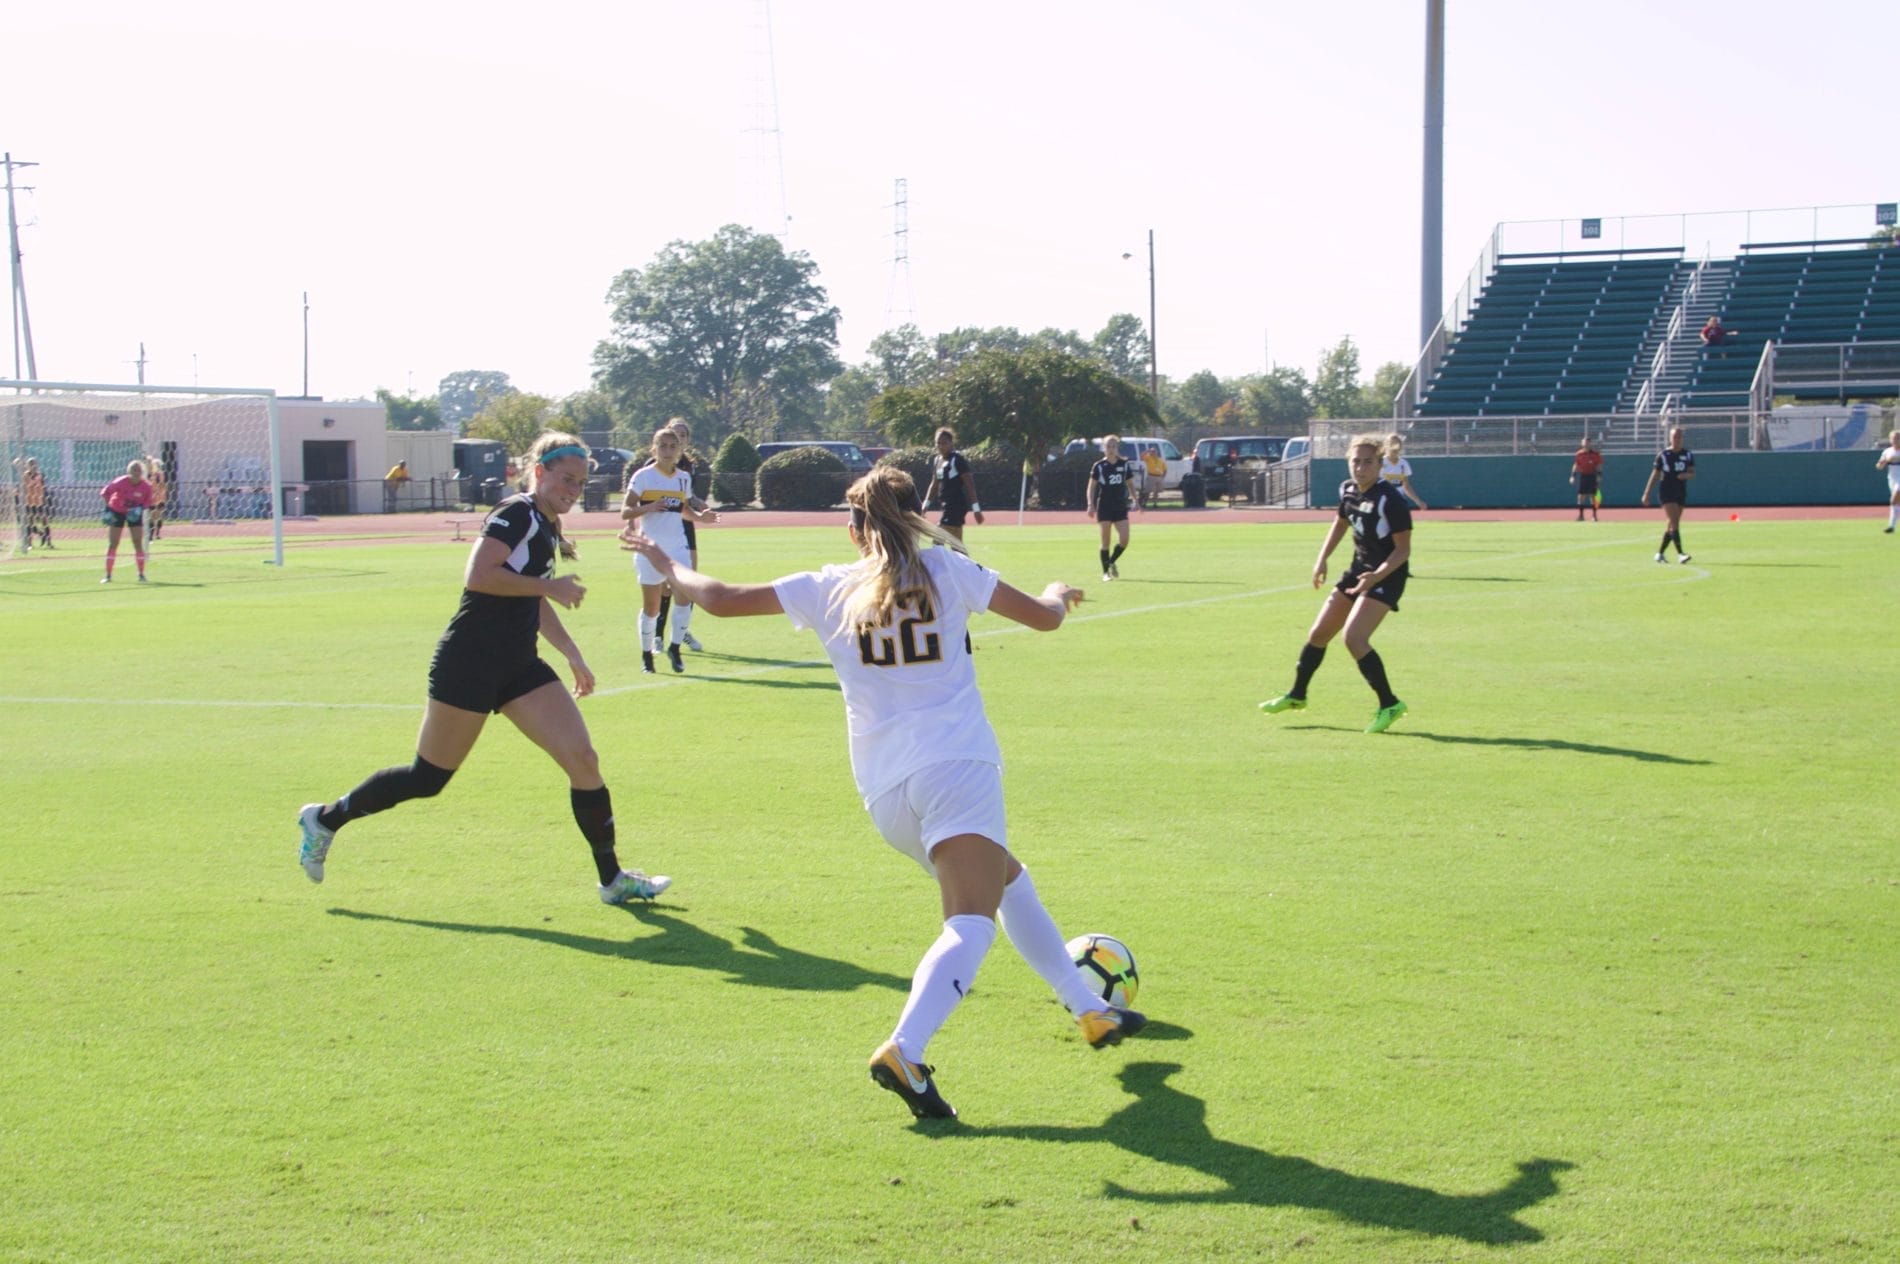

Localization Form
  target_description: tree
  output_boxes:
[376,387,442,431]
[821,365,884,435]
[1173,370,1229,425]
[593,224,842,449]
[1311,337,1364,419]
[556,388,619,442]
[1242,367,1313,431]
[1353,361,1412,421]
[438,370,516,430]
[464,392,557,456]
[868,384,946,448]
[1091,313,1152,384]
[865,324,938,388]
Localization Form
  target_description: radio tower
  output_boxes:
[883,178,917,329]
[4,152,39,380]
[741,0,792,241]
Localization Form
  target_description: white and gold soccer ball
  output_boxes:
[1067,933,1138,1009]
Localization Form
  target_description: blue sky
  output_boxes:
[6,0,1894,401]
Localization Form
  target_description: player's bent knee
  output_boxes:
[411,756,455,798]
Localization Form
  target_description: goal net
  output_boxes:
[1,380,283,564]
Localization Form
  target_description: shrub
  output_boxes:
[757,445,850,510]
[713,434,761,473]
[1035,448,1098,510]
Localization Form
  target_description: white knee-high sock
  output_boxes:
[999,868,1104,1016]
[890,914,996,1063]
[639,613,657,647]
[1889,503,1898,528]
[672,603,693,640]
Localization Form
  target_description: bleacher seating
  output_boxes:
[1417,256,1682,416]
[1415,243,1898,418]
[1679,245,1896,408]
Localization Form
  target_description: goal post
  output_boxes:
[1,379,285,566]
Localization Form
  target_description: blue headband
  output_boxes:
[539,445,588,466]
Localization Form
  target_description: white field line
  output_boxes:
[5,533,1702,711]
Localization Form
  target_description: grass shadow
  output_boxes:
[329,905,907,992]
[951,1061,1571,1245]
[1286,726,1709,765]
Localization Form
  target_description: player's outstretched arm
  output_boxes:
[622,533,781,617]
[988,580,1083,631]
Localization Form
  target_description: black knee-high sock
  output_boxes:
[319,756,455,832]
[1673,527,1685,554]
[655,593,672,643]
[1660,530,1673,554]
[1355,648,1399,708]
[1099,548,1111,571]
[571,785,621,884]
[1109,542,1126,563]
[1290,642,1326,698]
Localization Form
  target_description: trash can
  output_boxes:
[1180,472,1207,508]
[480,478,505,506]
[583,478,608,512]
[282,483,307,516]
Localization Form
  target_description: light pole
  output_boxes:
[1122,230,1159,400]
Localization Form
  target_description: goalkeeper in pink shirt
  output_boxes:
[99,460,155,583]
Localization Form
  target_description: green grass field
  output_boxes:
[2,516,1895,1262]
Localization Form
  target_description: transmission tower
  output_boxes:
[883,178,917,329]
[741,0,792,241]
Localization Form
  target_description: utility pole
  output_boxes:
[1147,229,1159,400]
[4,152,39,381]
[135,341,147,385]
[301,291,310,397]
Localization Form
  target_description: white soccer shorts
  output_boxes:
[866,759,1009,875]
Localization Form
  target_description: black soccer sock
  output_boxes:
[1109,543,1126,563]
[319,756,455,832]
[570,785,621,884]
[1099,548,1111,571]
[1290,642,1326,698]
[1660,531,1673,554]
[1673,529,1685,554]
[655,593,672,643]
[1355,648,1399,709]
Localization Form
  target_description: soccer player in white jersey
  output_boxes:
[1877,429,1900,534]
[624,466,1145,1121]
[621,427,719,674]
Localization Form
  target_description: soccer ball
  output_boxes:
[1067,933,1138,1008]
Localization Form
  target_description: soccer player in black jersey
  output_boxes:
[1640,426,1696,563]
[1087,435,1137,580]
[923,427,984,541]
[1260,433,1412,734]
[295,431,671,907]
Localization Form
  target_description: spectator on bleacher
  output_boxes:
[1876,429,1900,534]
[1699,315,1728,349]
[384,460,411,512]
[1380,434,1429,511]
[1640,426,1696,563]
[294,430,673,910]
[1570,437,1603,522]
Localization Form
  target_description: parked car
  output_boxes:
[1193,436,1289,500]
[754,440,874,475]
[1279,436,1311,463]
[861,446,893,464]
[1062,436,1192,492]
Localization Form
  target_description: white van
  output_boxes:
[1066,436,1192,492]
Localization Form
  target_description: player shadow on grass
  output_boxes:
[1383,730,1711,765]
[1283,725,1706,764]
[328,906,907,993]
[951,1061,1571,1245]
